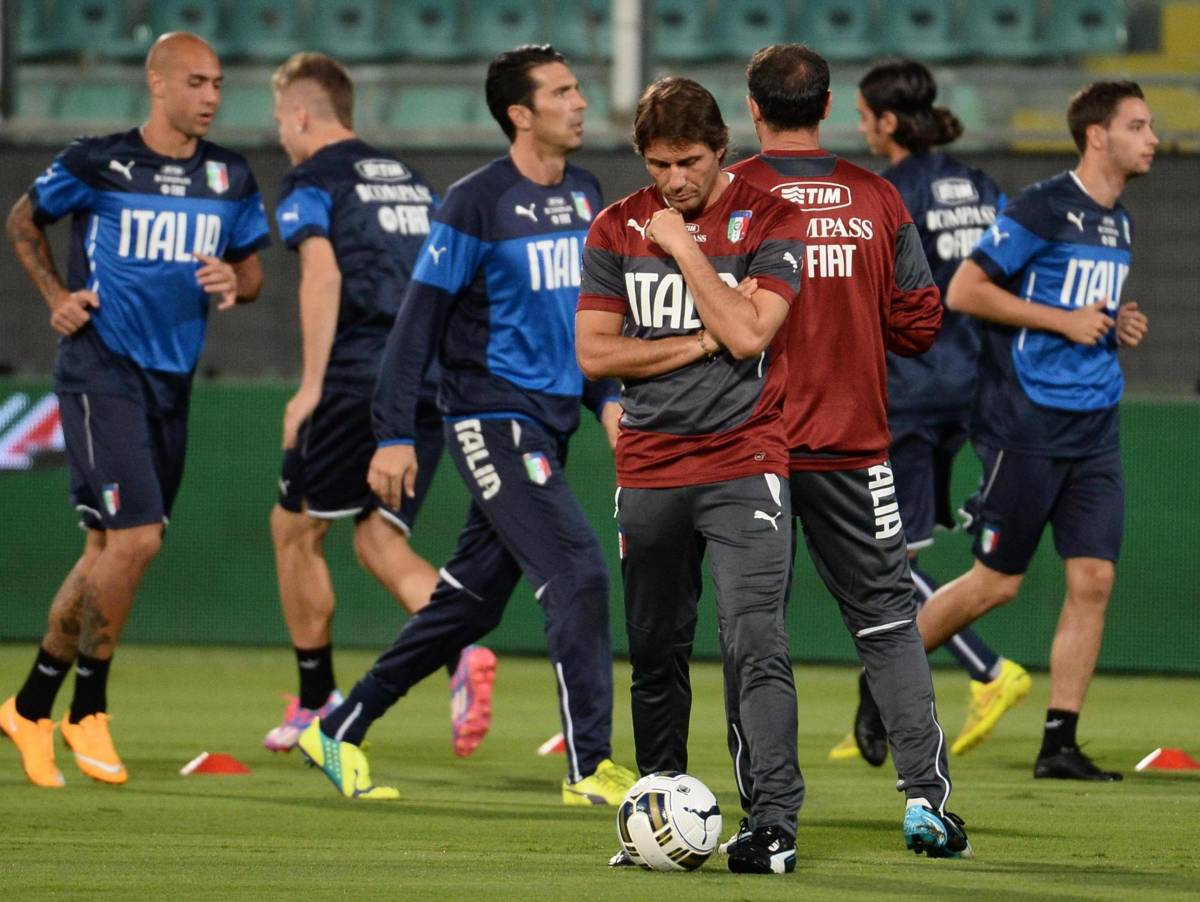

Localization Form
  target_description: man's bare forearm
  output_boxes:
[6,195,66,305]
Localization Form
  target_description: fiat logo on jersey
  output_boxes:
[773,181,851,211]
[355,159,412,182]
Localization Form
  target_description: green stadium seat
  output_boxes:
[884,0,958,61]
[14,79,60,120]
[653,0,714,62]
[148,0,224,54]
[715,0,789,60]
[798,0,878,61]
[551,0,612,61]
[1043,0,1128,56]
[945,82,985,133]
[464,0,540,58]
[382,0,464,61]
[225,0,301,62]
[50,0,146,60]
[962,0,1039,59]
[305,0,384,62]
[56,82,138,123]
[216,85,275,130]
[386,86,478,129]
[16,0,58,60]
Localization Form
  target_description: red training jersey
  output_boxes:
[727,150,942,472]
[578,175,805,488]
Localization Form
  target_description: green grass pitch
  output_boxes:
[2,647,1198,900]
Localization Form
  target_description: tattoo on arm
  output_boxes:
[6,195,66,304]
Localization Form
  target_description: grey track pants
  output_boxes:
[617,472,804,835]
[726,463,954,815]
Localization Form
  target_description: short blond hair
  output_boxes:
[271,52,354,128]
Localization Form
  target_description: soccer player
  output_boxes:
[0,32,269,787]
[577,77,806,875]
[825,58,1031,764]
[262,53,495,758]
[917,82,1154,781]
[295,45,635,805]
[725,44,970,857]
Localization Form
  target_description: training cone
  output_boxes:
[1134,747,1200,772]
[180,752,252,776]
[536,732,566,756]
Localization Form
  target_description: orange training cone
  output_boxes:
[180,752,252,775]
[1134,747,1200,772]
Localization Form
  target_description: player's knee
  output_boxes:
[107,525,163,565]
[351,514,405,570]
[1065,559,1115,608]
[271,505,325,552]
[970,562,1022,610]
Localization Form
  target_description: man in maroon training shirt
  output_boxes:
[577,77,805,875]
[726,44,972,859]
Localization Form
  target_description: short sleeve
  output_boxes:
[276,180,332,250]
[409,185,489,295]
[746,205,804,303]
[578,209,628,315]
[28,140,94,226]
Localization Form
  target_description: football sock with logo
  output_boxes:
[1039,708,1079,757]
[296,644,335,711]
[68,653,112,723]
[319,674,393,746]
[15,647,72,721]
[911,562,999,682]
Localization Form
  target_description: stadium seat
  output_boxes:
[148,0,224,54]
[304,0,384,62]
[382,0,464,61]
[50,0,146,60]
[962,0,1040,59]
[464,0,540,58]
[798,0,878,61]
[55,82,138,123]
[884,0,958,61]
[216,85,275,130]
[653,0,714,62]
[1043,0,1128,56]
[945,82,985,133]
[551,0,612,61]
[385,86,478,129]
[225,0,301,62]
[16,0,57,60]
[715,0,789,60]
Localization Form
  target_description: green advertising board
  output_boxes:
[1,380,1197,672]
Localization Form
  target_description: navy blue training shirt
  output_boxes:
[969,171,1132,456]
[29,128,270,391]
[373,156,616,443]
[276,139,439,391]
[884,151,1004,423]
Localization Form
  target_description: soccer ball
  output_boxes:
[616,771,722,871]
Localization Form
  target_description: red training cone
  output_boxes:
[1134,747,1200,772]
[536,732,566,756]
[180,751,252,776]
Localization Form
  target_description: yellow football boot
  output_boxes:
[562,758,636,805]
[297,719,399,800]
[0,696,65,788]
[61,713,128,784]
[952,659,1032,756]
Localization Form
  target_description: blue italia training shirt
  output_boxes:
[29,129,270,394]
[969,170,1132,456]
[373,156,616,443]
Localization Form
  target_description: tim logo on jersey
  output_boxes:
[772,181,851,211]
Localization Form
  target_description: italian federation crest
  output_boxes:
[205,161,229,195]
[727,210,753,242]
[571,191,593,221]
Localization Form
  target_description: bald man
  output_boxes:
[1,32,270,788]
